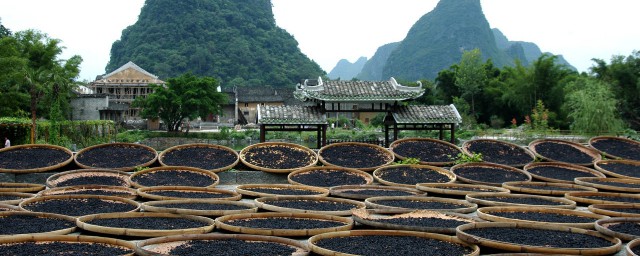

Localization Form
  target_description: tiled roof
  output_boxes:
[258,105,327,125]
[295,77,424,102]
[393,105,462,124]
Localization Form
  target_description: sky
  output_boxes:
[1,0,638,82]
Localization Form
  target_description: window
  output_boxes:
[244,103,249,107]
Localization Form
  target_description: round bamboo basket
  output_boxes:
[523,162,605,184]
[450,162,532,186]
[46,169,131,188]
[141,199,258,217]
[330,184,425,200]
[0,182,45,193]
[0,203,21,211]
[318,142,394,171]
[589,204,640,218]
[389,137,463,166]
[461,139,536,168]
[309,229,480,256]
[288,166,374,188]
[0,192,36,205]
[595,217,640,241]
[373,164,456,188]
[239,142,318,173]
[0,144,73,173]
[456,222,621,255]
[502,181,597,196]
[0,211,77,235]
[566,191,640,205]
[74,142,158,171]
[129,166,219,188]
[77,212,215,237]
[19,194,140,216]
[594,159,640,179]
[136,186,241,201]
[351,208,483,234]
[37,185,137,200]
[236,184,329,198]
[365,196,478,214]
[254,196,366,216]
[627,237,640,256]
[575,177,640,193]
[416,183,510,197]
[135,233,310,256]
[0,234,136,256]
[589,136,640,161]
[466,193,577,209]
[477,206,608,229]
[528,139,602,166]
[158,143,239,172]
[215,212,353,237]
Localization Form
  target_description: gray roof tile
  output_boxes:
[258,105,327,125]
[393,105,462,124]
[295,77,424,102]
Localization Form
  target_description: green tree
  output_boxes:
[564,77,625,134]
[455,49,487,117]
[134,73,227,132]
[0,18,10,38]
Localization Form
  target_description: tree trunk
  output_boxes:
[29,86,37,144]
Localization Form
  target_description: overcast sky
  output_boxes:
[1,0,638,81]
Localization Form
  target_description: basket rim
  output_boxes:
[588,204,640,218]
[373,164,456,188]
[588,136,640,161]
[528,139,602,166]
[317,141,395,171]
[18,194,141,216]
[466,192,577,209]
[37,185,138,199]
[73,142,158,171]
[501,181,598,196]
[565,191,640,205]
[415,183,510,196]
[0,144,74,173]
[461,139,536,167]
[593,159,640,179]
[254,195,366,216]
[330,184,425,200]
[450,162,532,186]
[0,182,46,193]
[46,169,132,188]
[595,217,640,241]
[288,166,374,188]
[136,186,241,201]
[140,199,258,216]
[389,137,463,166]
[128,166,220,188]
[476,206,608,229]
[76,212,216,237]
[351,208,482,234]
[0,191,37,205]
[0,211,78,235]
[575,177,640,193]
[236,183,329,197]
[364,195,478,214]
[158,143,239,173]
[214,211,353,237]
[0,234,137,254]
[523,161,606,183]
[238,142,319,173]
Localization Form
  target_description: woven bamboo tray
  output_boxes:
[254,196,366,216]
[74,142,158,171]
[0,211,77,235]
[589,136,640,161]
[416,183,510,197]
[0,234,136,256]
[373,164,456,188]
[37,185,137,200]
[0,144,73,173]
[389,137,463,166]
[46,169,131,188]
[594,159,640,179]
[318,142,394,171]
[466,192,577,209]
[456,222,621,255]
[575,177,640,193]
[135,233,310,256]
[0,192,36,205]
[239,142,318,173]
[19,195,140,216]
[77,212,215,237]
[365,196,478,214]
[0,182,45,193]
[136,186,241,201]
[566,191,640,205]
[129,166,219,188]
[288,166,374,188]
[589,204,640,218]
[351,208,483,234]
[141,199,258,217]
[215,212,353,237]
[595,217,640,241]
[461,139,536,167]
[450,162,532,186]
[330,184,425,200]
[236,184,329,197]
[309,229,480,256]
[627,237,640,256]
[502,181,597,196]
[158,143,239,172]
[528,139,602,166]
[523,161,605,184]
[0,203,21,211]
[477,206,608,229]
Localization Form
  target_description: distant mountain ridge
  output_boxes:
[327,57,367,80]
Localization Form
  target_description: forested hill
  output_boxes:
[106,0,325,87]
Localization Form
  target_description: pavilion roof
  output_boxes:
[393,104,462,124]
[294,77,425,102]
[258,105,327,125]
